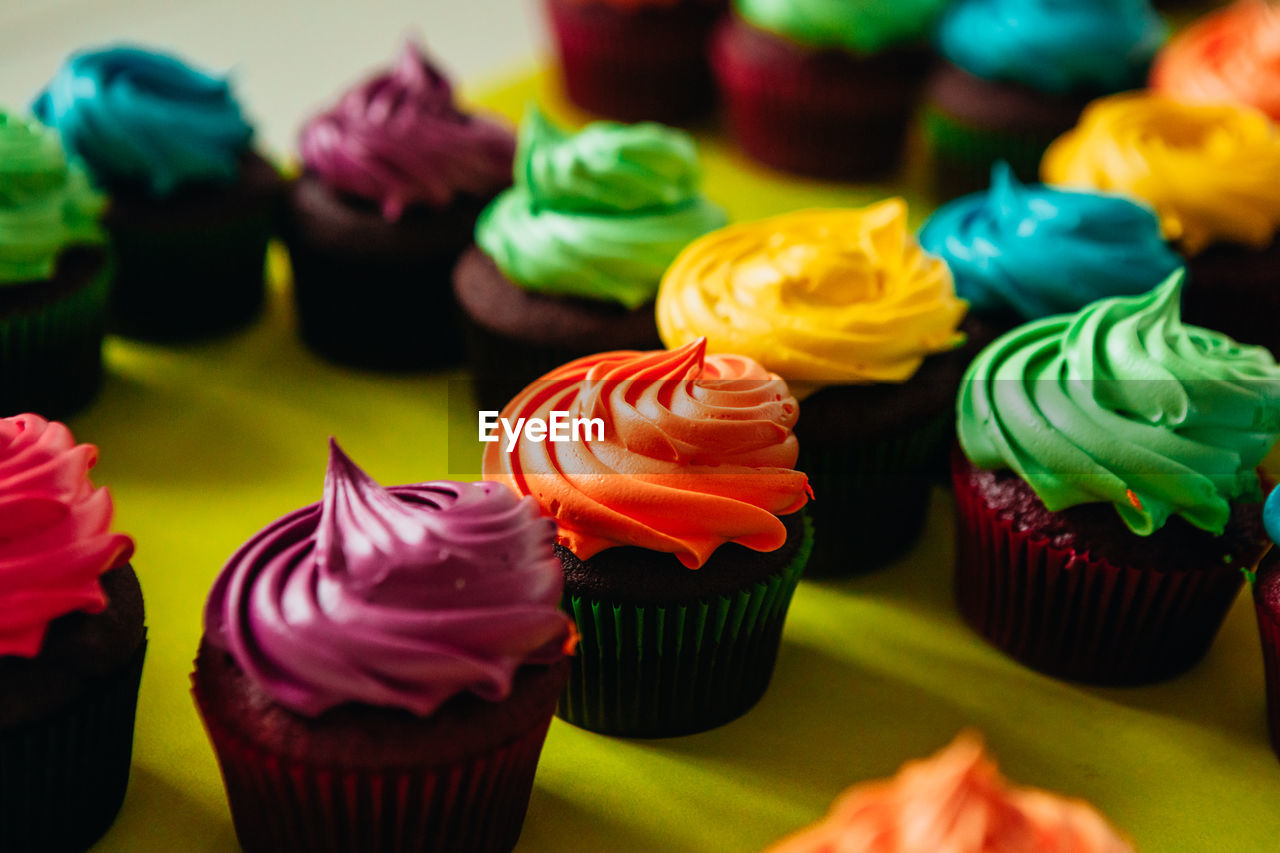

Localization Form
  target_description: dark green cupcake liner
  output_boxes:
[0,249,110,418]
[558,516,813,737]
[800,412,952,577]
[921,106,1059,200]
[0,639,146,853]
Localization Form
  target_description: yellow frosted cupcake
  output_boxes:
[658,199,968,574]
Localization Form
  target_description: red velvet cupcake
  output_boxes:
[1251,486,1280,762]
[192,441,574,853]
[545,0,726,123]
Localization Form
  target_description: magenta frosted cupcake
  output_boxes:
[192,441,574,853]
[283,42,515,369]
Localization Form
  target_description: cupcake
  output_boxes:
[1042,92,1280,357]
[483,340,813,737]
[32,44,283,341]
[712,0,945,179]
[192,440,574,853]
[544,0,726,123]
[1151,0,1280,122]
[454,107,725,413]
[918,161,1182,352]
[0,110,111,418]
[1255,488,1280,763]
[764,733,1133,852]
[284,42,516,369]
[657,200,968,574]
[923,0,1164,198]
[955,271,1280,684]
[0,413,144,853]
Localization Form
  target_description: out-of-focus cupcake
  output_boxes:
[919,161,1182,351]
[483,340,812,737]
[764,733,1133,852]
[1042,92,1280,357]
[955,272,1280,684]
[658,200,968,574]
[0,413,144,853]
[923,0,1164,199]
[711,0,945,179]
[32,44,284,341]
[192,440,574,853]
[284,42,515,369]
[1254,488,1280,763]
[1151,0,1280,122]
[454,108,724,413]
[545,0,727,123]
[0,110,110,418]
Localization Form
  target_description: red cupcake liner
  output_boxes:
[193,684,559,853]
[1253,552,1280,761]
[544,0,725,123]
[951,454,1245,685]
[711,15,932,179]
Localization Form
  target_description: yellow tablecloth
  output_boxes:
[79,67,1280,852]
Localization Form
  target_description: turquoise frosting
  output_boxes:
[1266,485,1280,546]
[936,0,1166,95]
[32,45,253,197]
[919,163,1183,321]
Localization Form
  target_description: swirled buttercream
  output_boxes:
[735,0,948,54]
[657,199,967,394]
[204,440,573,718]
[0,414,134,658]
[958,271,1280,536]
[299,42,515,221]
[919,162,1181,321]
[1151,0,1280,122]
[32,45,253,197]
[0,110,104,284]
[936,0,1164,95]
[765,734,1133,853]
[482,339,811,568]
[475,107,725,309]
[1041,92,1280,255]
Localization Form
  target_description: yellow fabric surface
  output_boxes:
[78,67,1280,852]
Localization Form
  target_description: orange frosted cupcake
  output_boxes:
[765,734,1133,852]
[483,339,812,736]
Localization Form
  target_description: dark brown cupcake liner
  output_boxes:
[193,678,560,853]
[0,247,110,419]
[0,639,146,853]
[952,455,1245,684]
[558,516,812,737]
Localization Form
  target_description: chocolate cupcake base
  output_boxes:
[1183,237,1280,358]
[1255,551,1280,762]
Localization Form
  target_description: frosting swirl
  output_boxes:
[657,200,967,394]
[958,271,1280,536]
[1151,0,1280,123]
[918,162,1182,322]
[765,734,1133,853]
[299,42,515,221]
[0,414,134,658]
[735,0,948,55]
[32,45,253,197]
[1041,92,1280,255]
[482,340,811,568]
[0,110,104,285]
[936,0,1165,95]
[204,440,573,718]
[475,108,725,309]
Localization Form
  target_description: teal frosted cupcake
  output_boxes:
[712,0,946,178]
[0,110,110,417]
[452,107,725,413]
[33,44,284,341]
[923,0,1165,198]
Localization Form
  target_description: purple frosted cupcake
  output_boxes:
[192,440,574,853]
[283,42,516,369]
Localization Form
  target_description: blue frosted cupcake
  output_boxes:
[922,0,1165,198]
[33,45,284,340]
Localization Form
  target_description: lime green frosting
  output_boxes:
[476,108,725,309]
[0,111,104,285]
[735,0,948,54]
[958,271,1280,536]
